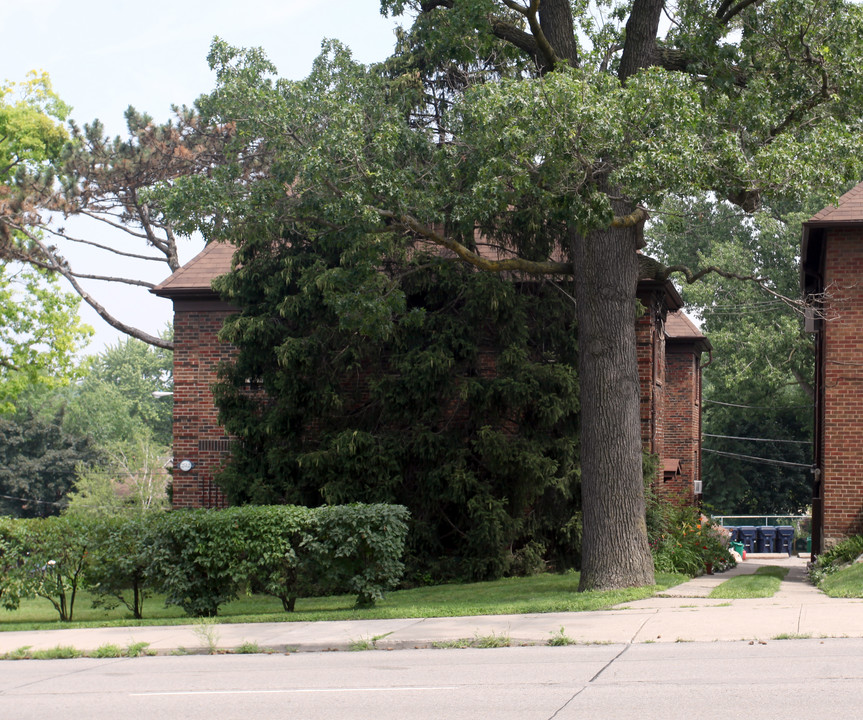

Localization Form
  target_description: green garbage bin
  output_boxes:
[730,541,745,558]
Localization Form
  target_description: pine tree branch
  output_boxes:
[39,223,170,263]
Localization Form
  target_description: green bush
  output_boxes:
[232,504,410,610]
[84,514,158,619]
[0,503,410,619]
[147,509,248,617]
[148,504,409,616]
[224,505,317,612]
[809,535,863,585]
[20,515,94,621]
[312,504,410,607]
[0,515,28,611]
[649,504,735,577]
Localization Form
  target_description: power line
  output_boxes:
[702,448,811,469]
[704,399,813,410]
[703,432,810,445]
[0,493,64,507]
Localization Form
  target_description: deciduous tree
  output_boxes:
[0,74,92,409]
[172,0,863,589]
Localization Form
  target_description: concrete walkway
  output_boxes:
[1,555,859,655]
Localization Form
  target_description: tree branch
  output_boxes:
[490,18,542,63]
[639,254,810,314]
[39,224,170,263]
[618,0,665,82]
[611,207,649,228]
[500,0,561,70]
[717,0,766,24]
[16,227,173,349]
[379,209,572,275]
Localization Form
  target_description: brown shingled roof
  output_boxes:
[801,181,863,292]
[666,310,712,351]
[806,181,863,226]
[151,241,236,298]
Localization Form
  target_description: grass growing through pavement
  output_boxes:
[0,571,686,632]
[819,562,863,598]
[708,566,788,599]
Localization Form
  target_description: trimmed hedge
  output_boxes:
[0,503,409,620]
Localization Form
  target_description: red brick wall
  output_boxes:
[636,295,665,461]
[821,227,863,545]
[170,290,703,511]
[171,299,235,509]
[664,348,700,505]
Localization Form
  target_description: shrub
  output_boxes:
[809,535,863,585]
[147,509,246,617]
[148,503,410,616]
[224,505,317,612]
[0,515,28,611]
[20,515,95,621]
[0,503,409,619]
[235,504,410,610]
[311,504,410,607]
[84,513,158,619]
[649,505,735,577]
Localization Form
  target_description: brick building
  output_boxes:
[802,181,863,553]
[153,242,709,509]
[636,280,711,504]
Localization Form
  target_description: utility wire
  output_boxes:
[703,432,810,445]
[0,493,64,507]
[704,399,813,410]
[702,448,811,469]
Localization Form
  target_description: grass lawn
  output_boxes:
[0,571,687,632]
[819,562,863,598]
[708,566,788,599]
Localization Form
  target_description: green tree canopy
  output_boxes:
[166,0,863,589]
[647,194,816,514]
[64,334,174,448]
[213,250,581,579]
[0,408,102,517]
[0,74,91,411]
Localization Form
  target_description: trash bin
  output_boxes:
[738,526,757,554]
[730,540,745,559]
[775,526,794,556]
[724,526,739,542]
[756,526,776,553]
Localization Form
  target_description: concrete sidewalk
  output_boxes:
[1,555,860,656]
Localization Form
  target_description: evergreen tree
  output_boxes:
[215,250,581,579]
[0,408,102,517]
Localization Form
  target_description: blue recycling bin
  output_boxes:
[756,526,776,553]
[775,526,794,556]
[724,526,739,542]
[738,526,757,554]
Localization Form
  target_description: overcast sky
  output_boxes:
[2,0,405,354]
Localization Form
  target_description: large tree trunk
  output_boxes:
[571,207,655,591]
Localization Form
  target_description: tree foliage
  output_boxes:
[163,0,863,589]
[1,84,231,349]
[64,335,174,448]
[0,74,92,410]
[647,194,815,514]
[0,265,92,412]
[213,248,581,580]
[0,408,102,517]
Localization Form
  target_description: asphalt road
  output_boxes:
[2,639,861,719]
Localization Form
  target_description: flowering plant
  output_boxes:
[650,508,736,576]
